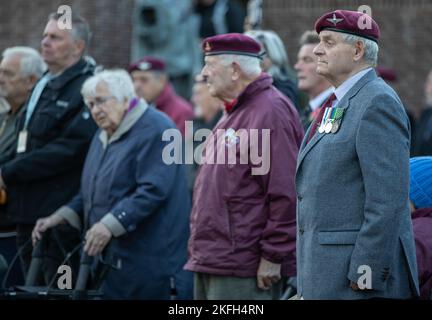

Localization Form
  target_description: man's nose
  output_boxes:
[313,43,323,56]
[41,37,50,47]
[201,65,209,78]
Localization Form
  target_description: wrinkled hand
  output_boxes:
[84,222,112,256]
[350,281,359,291]
[32,214,65,246]
[350,281,372,291]
[257,257,281,290]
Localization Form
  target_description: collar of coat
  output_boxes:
[45,58,95,90]
[98,99,148,149]
[155,83,175,111]
[225,72,273,114]
[0,97,10,114]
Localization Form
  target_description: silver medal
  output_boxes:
[331,121,340,133]
[324,121,333,134]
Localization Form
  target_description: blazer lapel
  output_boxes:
[297,120,335,170]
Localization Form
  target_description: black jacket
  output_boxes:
[0,105,25,230]
[1,58,98,224]
[411,107,432,156]
[272,76,300,109]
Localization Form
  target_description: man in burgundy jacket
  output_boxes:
[185,33,304,300]
[128,57,193,136]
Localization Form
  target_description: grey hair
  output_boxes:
[81,69,135,103]
[342,34,379,67]
[218,54,261,78]
[244,30,289,78]
[2,46,46,78]
[299,30,320,46]
[48,12,91,48]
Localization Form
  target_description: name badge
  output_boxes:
[17,130,28,153]
[56,100,69,108]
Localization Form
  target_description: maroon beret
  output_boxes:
[202,33,262,59]
[128,57,166,73]
[315,10,380,43]
[376,66,398,82]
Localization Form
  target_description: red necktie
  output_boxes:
[307,93,336,143]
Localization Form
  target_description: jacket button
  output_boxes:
[298,195,303,201]
[299,228,304,235]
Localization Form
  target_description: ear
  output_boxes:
[122,97,130,111]
[160,73,168,85]
[262,56,272,71]
[231,62,241,81]
[26,75,39,91]
[353,41,365,62]
[74,39,86,57]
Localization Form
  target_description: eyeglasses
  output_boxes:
[85,96,116,110]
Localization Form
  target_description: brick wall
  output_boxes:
[262,0,432,115]
[0,0,134,70]
[1,0,430,114]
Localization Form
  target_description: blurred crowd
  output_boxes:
[0,0,431,300]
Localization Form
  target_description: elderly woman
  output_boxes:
[31,69,192,299]
[244,30,299,108]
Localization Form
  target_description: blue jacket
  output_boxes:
[65,102,192,299]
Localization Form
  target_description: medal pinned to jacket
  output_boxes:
[318,107,345,134]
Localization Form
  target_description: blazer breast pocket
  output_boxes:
[318,230,359,245]
[322,133,352,145]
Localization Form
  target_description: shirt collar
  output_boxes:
[334,67,373,103]
[0,97,11,114]
[309,87,335,111]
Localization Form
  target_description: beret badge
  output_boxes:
[326,13,344,26]
[204,42,211,52]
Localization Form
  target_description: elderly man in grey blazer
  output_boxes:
[295,10,420,299]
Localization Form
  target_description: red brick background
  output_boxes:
[0,0,430,115]
[262,0,432,116]
[0,0,134,69]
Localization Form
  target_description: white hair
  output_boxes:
[81,69,135,103]
[342,34,379,67]
[218,54,262,77]
[2,46,46,78]
[244,30,289,78]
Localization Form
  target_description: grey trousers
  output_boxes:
[194,272,282,300]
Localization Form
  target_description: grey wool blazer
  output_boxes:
[295,69,420,299]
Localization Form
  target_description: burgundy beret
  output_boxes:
[376,66,398,82]
[128,56,166,73]
[202,33,262,59]
[315,10,380,43]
